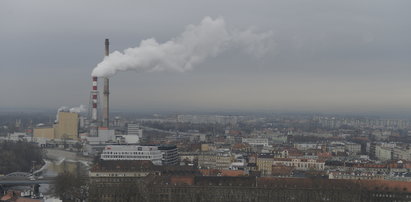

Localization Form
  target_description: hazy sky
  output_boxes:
[1,0,411,114]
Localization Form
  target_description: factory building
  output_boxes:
[33,111,79,140]
[33,126,54,139]
[54,111,79,140]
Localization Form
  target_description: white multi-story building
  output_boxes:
[345,142,361,155]
[392,147,411,161]
[198,152,217,169]
[242,138,269,147]
[85,129,116,145]
[101,145,162,165]
[375,145,392,161]
[198,149,233,169]
[294,143,319,151]
[127,123,143,138]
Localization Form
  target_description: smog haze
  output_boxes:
[1,0,411,115]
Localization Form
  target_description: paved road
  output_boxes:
[0,176,55,185]
[0,179,54,185]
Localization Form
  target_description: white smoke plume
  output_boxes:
[55,105,87,123]
[92,17,273,78]
[69,104,87,113]
[55,106,68,123]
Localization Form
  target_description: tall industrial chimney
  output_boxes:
[103,39,110,128]
[91,77,98,121]
[88,76,100,136]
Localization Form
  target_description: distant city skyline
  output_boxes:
[1,0,411,115]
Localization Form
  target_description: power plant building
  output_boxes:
[33,111,79,140]
[33,126,54,139]
[54,111,79,140]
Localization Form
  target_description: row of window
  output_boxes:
[101,155,158,159]
[103,151,157,155]
[275,162,324,169]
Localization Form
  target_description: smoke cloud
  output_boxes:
[55,105,87,123]
[55,106,68,123]
[69,104,87,113]
[92,17,273,78]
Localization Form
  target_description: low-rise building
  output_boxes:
[273,158,325,171]
[198,152,217,169]
[242,138,269,147]
[329,171,384,180]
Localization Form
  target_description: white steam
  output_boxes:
[69,104,87,113]
[55,105,87,123]
[55,106,68,123]
[92,17,273,78]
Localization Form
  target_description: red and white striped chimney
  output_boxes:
[92,76,98,121]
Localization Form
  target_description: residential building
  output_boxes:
[216,152,232,170]
[375,145,392,161]
[392,147,411,161]
[198,152,217,169]
[329,171,384,180]
[273,158,325,171]
[242,138,269,147]
[257,154,275,176]
[345,142,361,155]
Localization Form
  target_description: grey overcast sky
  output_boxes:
[1,0,411,114]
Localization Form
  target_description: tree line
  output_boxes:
[0,140,44,174]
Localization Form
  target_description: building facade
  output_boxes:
[257,154,275,176]
[127,123,143,138]
[159,145,180,166]
[33,127,54,139]
[273,158,325,171]
[101,145,163,165]
[242,138,269,147]
[54,111,79,140]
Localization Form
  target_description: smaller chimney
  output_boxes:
[105,39,110,56]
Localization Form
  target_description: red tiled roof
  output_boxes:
[220,170,245,176]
